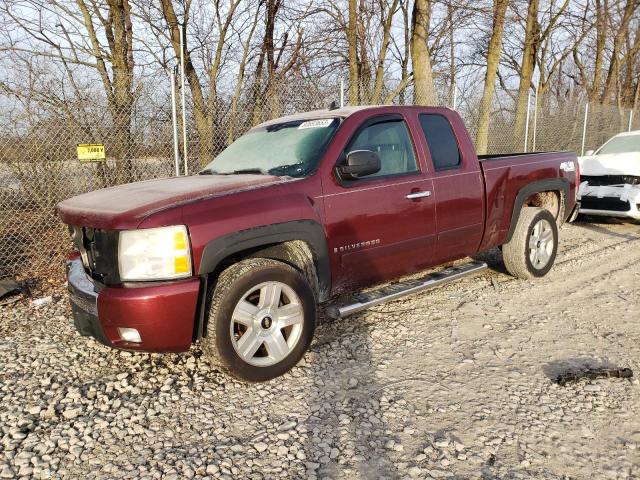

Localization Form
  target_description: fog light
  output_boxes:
[117,327,142,343]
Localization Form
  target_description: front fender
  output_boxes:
[197,219,331,298]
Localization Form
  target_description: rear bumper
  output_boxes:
[66,258,200,352]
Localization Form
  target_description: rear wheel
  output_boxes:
[202,258,316,382]
[502,207,558,279]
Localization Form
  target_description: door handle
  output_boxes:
[406,191,432,199]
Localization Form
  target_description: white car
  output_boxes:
[578,130,640,220]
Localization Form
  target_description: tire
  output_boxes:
[502,207,558,279]
[202,258,316,382]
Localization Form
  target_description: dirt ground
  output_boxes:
[1,216,639,479]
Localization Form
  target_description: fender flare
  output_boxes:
[197,219,331,298]
[505,178,570,243]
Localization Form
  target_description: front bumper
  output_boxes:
[578,183,640,220]
[66,258,201,352]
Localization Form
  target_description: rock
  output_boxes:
[27,406,42,416]
[278,420,297,431]
[408,466,423,478]
[254,442,268,453]
[206,464,220,475]
[434,438,449,448]
[0,466,14,479]
[63,408,82,420]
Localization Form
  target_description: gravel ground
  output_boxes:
[1,217,639,480]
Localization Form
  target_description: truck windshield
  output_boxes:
[597,134,640,155]
[201,118,340,177]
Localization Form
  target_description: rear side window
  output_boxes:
[419,114,461,170]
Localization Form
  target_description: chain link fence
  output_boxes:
[1,77,638,280]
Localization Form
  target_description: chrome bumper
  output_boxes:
[66,258,109,344]
[66,258,99,315]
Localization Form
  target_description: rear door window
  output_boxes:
[418,114,461,171]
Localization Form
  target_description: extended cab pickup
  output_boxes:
[58,106,578,381]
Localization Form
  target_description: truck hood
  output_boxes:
[578,152,640,177]
[57,174,284,229]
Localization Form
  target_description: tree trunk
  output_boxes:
[228,6,261,143]
[448,4,456,107]
[475,0,509,155]
[399,1,410,105]
[513,0,539,149]
[411,0,435,104]
[160,0,212,162]
[371,0,400,103]
[588,0,607,102]
[347,0,359,104]
[106,0,135,184]
[601,0,637,103]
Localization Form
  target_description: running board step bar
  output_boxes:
[326,261,488,319]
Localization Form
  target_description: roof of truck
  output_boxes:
[254,105,452,129]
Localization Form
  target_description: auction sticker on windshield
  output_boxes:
[298,119,334,129]
[77,144,105,162]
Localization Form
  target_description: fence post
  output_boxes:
[524,91,531,152]
[630,110,634,132]
[340,78,344,108]
[179,24,189,175]
[452,81,457,110]
[581,102,589,156]
[532,84,539,152]
[170,68,180,177]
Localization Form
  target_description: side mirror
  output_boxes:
[585,150,595,156]
[337,150,381,180]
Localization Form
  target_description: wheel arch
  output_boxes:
[505,178,569,243]
[194,220,330,340]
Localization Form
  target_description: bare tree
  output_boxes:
[1,0,138,182]
[476,0,510,154]
[348,0,359,103]
[600,0,639,103]
[411,0,436,104]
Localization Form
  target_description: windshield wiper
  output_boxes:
[231,168,267,175]
[198,168,268,175]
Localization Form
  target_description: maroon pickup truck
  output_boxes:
[58,106,578,381]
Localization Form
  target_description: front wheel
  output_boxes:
[502,207,558,279]
[202,258,316,382]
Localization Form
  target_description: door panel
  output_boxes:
[322,116,437,293]
[323,177,436,292]
[432,172,484,261]
[417,113,484,262]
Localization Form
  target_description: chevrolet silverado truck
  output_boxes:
[58,105,578,381]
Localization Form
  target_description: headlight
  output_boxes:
[118,225,192,281]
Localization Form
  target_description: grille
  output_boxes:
[580,196,631,212]
[581,175,640,186]
[70,226,120,284]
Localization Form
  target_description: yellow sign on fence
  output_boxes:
[77,144,105,162]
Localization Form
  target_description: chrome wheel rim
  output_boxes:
[230,281,304,367]
[529,219,554,269]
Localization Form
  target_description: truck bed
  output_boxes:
[476,150,578,252]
